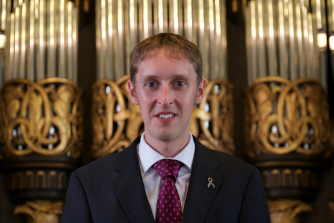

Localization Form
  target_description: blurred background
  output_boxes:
[0,0,333,222]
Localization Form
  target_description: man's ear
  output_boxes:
[195,78,206,104]
[128,79,139,105]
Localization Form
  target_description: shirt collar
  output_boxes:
[138,132,195,173]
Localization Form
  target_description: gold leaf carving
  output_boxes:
[329,202,334,216]
[0,78,83,157]
[14,200,63,223]
[91,75,141,158]
[191,78,234,154]
[267,199,312,223]
[245,77,330,157]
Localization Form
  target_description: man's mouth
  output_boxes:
[158,114,175,119]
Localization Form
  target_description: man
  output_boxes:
[62,33,270,223]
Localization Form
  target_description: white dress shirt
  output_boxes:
[137,132,195,220]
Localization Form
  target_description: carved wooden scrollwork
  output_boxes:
[14,200,63,223]
[268,199,312,223]
[0,91,4,159]
[91,75,142,158]
[0,78,83,157]
[91,76,235,158]
[190,78,234,154]
[245,77,330,157]
[329,202,334,221]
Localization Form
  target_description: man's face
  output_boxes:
[128,49,205,144]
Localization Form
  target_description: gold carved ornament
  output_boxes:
[14,200,63,223]
[267,199,312,223]
[0,90,4,159]
[190,78,234,154]
[0,78,83,157]
[91,75,143,158]
[245,77,330,157]
[91,76,234,157]
[329,202,334,216]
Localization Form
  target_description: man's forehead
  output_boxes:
[140,48,188,62]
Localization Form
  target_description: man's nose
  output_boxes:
[157,83,173,105]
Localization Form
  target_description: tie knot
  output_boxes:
[153,159,183,180]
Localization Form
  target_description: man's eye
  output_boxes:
[175,81,185,87]
[146,82,157,87]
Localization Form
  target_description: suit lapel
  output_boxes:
[181,138,223,223]
[110,138,155,223]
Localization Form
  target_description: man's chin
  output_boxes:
[154,133,175,142]
[148,129,181,142]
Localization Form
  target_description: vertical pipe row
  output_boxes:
[116,0,124,80]
[267,0,277,77]
[47,0,55,78]
[67,2,73,81]
[197,0,207,79]
[73,7,78,83]
[95,0,228,81]
[302,6,310,78]
[129,0,137,51]
[0,0,6,30]
[19,2,26,79]
[13,7,19,79]
[250,1,257,83]
[168,0,182,35]
[3,0,78,82]
[256,0,266,78]
[184,0,193,41]
[97,0,139,81]
[278,0,287,79]
[36,0,44,81]
[246,0,319,84]
[7,13,14,81]
[58,0,66,78]
[27,0,35,81]
[220,0,227,79]
[295,3,304,79]
[214,0,221,79]
[245,6,252,85]
[307,14,314,79]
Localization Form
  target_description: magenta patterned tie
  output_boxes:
[153,159,183,223]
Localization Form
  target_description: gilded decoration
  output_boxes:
[92,75,142,158]
[329,202,334,217]
[0,78,83,157]
[0,91,4,159]
[14,200,63,223]
[267,199,312,223]
[92,76,234,158]
[190,78,234,154]
[260,167,319,189]
[6,170,68,191]
[245,77,330,157]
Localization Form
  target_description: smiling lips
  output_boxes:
[158,114,175,118]
[155,113,176,122]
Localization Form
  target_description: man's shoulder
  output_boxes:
[74,137,140,180]
[77,151,122,173]
[194,138,257,179]
[210,148,254,170]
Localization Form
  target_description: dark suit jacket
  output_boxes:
[62,136,270,223]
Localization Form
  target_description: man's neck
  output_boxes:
[144,132,190,158]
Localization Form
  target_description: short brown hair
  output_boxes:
[130,33,202,86]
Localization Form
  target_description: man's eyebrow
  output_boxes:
[171,74,191,81]
[141,75,157,81]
